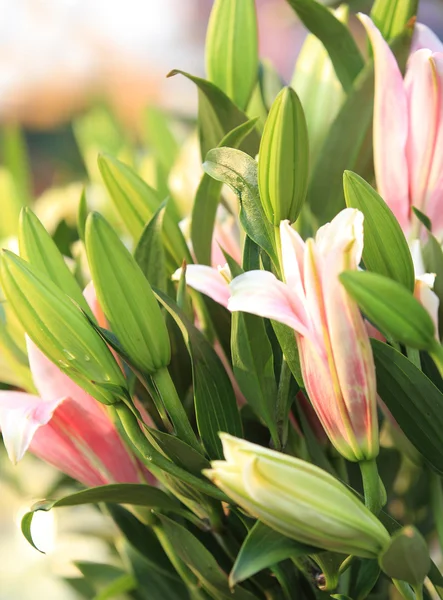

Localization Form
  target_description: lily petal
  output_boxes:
[411,23,443,54]
[228,270,311,337]
[0,392,65,463]
[358,14,410,231]
[173,264,231,308]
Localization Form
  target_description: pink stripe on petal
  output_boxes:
[228,271,311,337]
[0,392,65,463]
[358,14,410,231]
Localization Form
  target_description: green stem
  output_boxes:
[430,470,443,553]
[359,459,383,515]
[275,358,292,450]
[413,584,424,600]
[151,366,201,452]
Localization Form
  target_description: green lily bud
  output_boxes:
[0,250,126,404]
[258,87,309,225]
[85,212,171,374]
[205,434,390,558]
[18,207,92,317]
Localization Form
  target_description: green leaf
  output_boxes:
[168,70,260,158]
[351,559,380,600]
[258,87,309,225]
[271,321,304,388]
[191,118,258,266]
[285,0,364,93]
[157,514,258,599]
[230,521,317,586]
[144,106,179,172]
[155,289,243,459]
[147,428,210,476]
[412,206,432,232]
[340,271,435,350]
[308,29,412,225]
[372,339,443,476]
[1,124,32,205]
[370,0,418,41]
[77,187,88,242]
[134,202,167,291]
[423,233,443,340]
[206,0,258,110]
[21,483,192,552]
[203,147,278,266]
[378,526,430,585]
[97,153,190,265]
[231,311,278,440]
[343,171,414,291]
[93,573,135,600]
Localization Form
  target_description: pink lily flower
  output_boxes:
[228,209,378,462]
[359,14,443,239]
[0,285,146,487]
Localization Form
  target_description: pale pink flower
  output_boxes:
[228,209,378,462]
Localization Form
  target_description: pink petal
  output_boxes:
[83,280,107,328]
[415,276,440,338]
[0,392,65,463]
[212,210,242,266]
[358,14,410,231]
[405,49,440,214]
[228,271,311,337]
[315,208,364,265]
[279,221,307,302]
[173,264,231,308]
[411,24,443,54]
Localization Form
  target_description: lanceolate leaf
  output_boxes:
[168,70,260,158]
[191,118,259,266]
[134,202,167,291]
[230,521,317,586]
[155,289,243,459]
[372,340,443,476]
[343,170,414,291]
[285,0,364,93]
[203,147,278,266]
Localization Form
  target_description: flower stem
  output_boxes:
[359,458,383,515]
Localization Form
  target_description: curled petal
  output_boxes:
[0,392,65,463]
[358,14,410,231]
[173,264,231,308]
[228,271,311,337]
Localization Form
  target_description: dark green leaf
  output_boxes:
[343,170,414,291]
[203,147,278,266]
[271,321,304,387]
[230,521,317,586]
[340,271,435,349]
[379,526,430,585]
[423,233,443,340]
[155,289,243,459]
[191,118,259,266]
[157,514,258,599]
[285,0,364,93]
[370,0,418,41]
[231,311,278,440]
[351,559,380,600]
[412,207,432,232]
[148,427,210,476]
[372,339,443,475]
[134,202,167,290]
[168,70,260,158]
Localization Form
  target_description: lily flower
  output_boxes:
[228,209,378,462]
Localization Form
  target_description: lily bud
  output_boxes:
[258,86,309,225]
[205,434,390,558]
[0,250,126,405]
[85,212,171,374]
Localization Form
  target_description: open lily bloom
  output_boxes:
[228,209,378,462]
[0,285,146,487]
[359,15,443,240]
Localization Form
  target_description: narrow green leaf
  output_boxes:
[230,521,316,586]
[285,0,364,93]
[351,559,380,600]
[155,289,243,459]
[203,147,278,266]
[157,514,258,599]
[423,233,443,340]
[1,124,32,204]
[167,70,260,158]
[379,526,430,585]
[412,206,432,232]
[340,271,435,350]
[191,118,258,266]
[77,187,88,242]
[134,202,167,291]
[372,339,443,476]
[144,106,179,172]
[370,0,418,41]
[271,321,304,388]
[343,170,414,291]
[206,0,258,110]
[93,574,136,600]
[308,29,412,225]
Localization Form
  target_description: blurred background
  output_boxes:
[0,0,443,598]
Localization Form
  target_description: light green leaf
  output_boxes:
[370,0,418,41]
[134,202,167,291]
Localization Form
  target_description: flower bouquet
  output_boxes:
[1,0,443,598]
